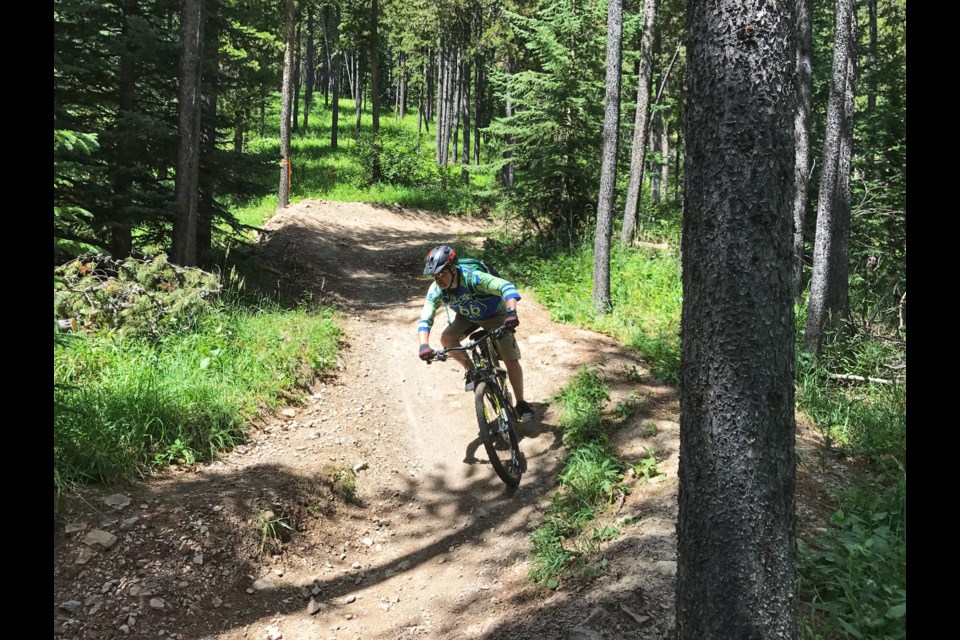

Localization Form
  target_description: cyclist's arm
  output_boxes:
[417,284,443,344]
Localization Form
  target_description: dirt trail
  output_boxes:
[53,200,687,640]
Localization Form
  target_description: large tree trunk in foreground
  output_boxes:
[678,0,798,637]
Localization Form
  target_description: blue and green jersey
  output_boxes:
[418,265,521,333]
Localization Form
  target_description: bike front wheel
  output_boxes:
[475,381,523,487]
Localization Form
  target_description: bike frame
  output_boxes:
[428,326,518,421]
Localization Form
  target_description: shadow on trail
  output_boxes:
[253,203,489,311]
[55,444,597,639]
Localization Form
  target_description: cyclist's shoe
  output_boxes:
[464,370,478,392]
[515,400,535,421]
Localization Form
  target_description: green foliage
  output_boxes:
[549,366,609,446]
[54,130,101,257]
[54,273,342,496]
[490,239,682,383]
[795,305,906,462]
[529,367,653,587]
[54,253,222,340]
[485,0,609,241]
[354,124,440,188]
[558,443,625,508]
[798,478,906,640]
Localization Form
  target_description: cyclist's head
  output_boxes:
[423,245,457,278]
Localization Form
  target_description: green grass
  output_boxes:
[228,98,484,224]
[54,297,342,506]
[489,239,682,384]
[529,367,658,587]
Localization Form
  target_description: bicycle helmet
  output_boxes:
[423,245,457,276]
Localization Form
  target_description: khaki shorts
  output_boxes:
[442,312,521,361]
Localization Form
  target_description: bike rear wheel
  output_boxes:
[475,381,522,486]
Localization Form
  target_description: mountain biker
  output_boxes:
[417,244,535,421]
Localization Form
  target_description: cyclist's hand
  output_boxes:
[419,343,435,361]
[503,309,519,330]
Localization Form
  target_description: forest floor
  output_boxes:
[53,200,853,640]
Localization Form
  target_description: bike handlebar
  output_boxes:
[424,326,512,364]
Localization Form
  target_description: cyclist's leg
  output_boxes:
[440,314,477,371]
[478,314,526,405]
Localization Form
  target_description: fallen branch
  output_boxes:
[828,373,894,385]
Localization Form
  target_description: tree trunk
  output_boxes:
[330,6,341,149]
[370,0,380,133]
[867,0,877,112]
[452,50,461,164]
[277,0,295,209]
[355,51,364,133]
[792,0,813,299]
[591,0,622,314]
[435,45,446,163]
[659,117,669,200]
[258,93,265,136]
[171,0,204,266]
[234,108,244,153]
[197,0,220,265]
[678,1,797,637]
[621,0,658,244]
[501,58,514,188]
[803,0,857,355]
[474,49,482,165]
[320,4,332,108]
[292,20,301,133]
[461,57,471,183]
[650,115,661,205]
[303,4,315,132]
[109,0,138,259]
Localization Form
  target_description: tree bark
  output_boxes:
[109,0,139,259]
[792,0,813,299]
[591,0,622,314]
[277,0,295,209]
[197,0,220,265]
[330,5,341,149]
[320,4,332,108]
[621,0,658,244]
[171,0,204,266]
[501,57,514,188]
[474,48,482,165]
[303,4,315,132]
[867,0,877,111]
[803,0,857,355]
[291,21,303,133]
[292,20,301,133]
[461,57,471,183]
[660,117,669,201]
[452,50,462,163]
[355,51,365,133]
[678,0,798,637]
[370,0,380,133]
[650,114,661,205]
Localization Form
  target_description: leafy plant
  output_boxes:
[798,481,906,640]
[257,509,294,559]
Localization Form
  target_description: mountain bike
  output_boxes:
[425,326,524,487]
